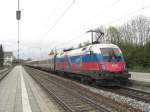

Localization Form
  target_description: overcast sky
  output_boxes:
[0,0,150,60]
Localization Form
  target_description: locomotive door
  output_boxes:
[80,47,93,71]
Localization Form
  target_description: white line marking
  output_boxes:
[20,66,32,112]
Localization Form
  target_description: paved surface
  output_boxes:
[0,65,62,112]
[130,72,150,82]
[0,68,8,74]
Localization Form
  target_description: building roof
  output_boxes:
[4,52,13,58]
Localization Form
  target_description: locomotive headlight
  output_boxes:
[100,64,106,71]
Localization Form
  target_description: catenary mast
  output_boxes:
[16,0,21,63]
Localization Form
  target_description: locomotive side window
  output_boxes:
[100,48,123,62]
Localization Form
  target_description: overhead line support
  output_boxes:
[16,0,21,63]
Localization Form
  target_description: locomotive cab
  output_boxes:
[94,44,131,84]
[99,47,125,72]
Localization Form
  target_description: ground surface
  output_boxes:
[0,65,62,112]
[0,65,150,112]
[130,72,150,82]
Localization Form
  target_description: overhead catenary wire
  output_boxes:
[36,0,76,56]
[81,0,121,27]
[31,1,150,58]
[40,0,76,43]
[46,0,61,24]
[49,0,121,50]
[44,0,62,26]
[105,4,150,26]
[52,32,86,49]
[36,0,62,41]
[53,3,150,51]
[35,0,120,54]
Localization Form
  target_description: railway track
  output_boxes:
[0,68,12,80]
[25,66,111,112]
[98,86,150,103]
[121,87,150,103]
[63,75,150,104]
[56,72,150,104]
[71,77,150,104]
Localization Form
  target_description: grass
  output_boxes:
[128,66,150,73]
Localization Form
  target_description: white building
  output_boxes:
[4,52,14,66]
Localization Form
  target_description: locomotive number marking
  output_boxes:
[112,64,118,67]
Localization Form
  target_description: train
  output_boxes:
[26,43,131,86]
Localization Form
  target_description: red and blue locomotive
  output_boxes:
[27,43,131,86]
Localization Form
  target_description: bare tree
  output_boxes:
[119,15,150,45]
[78,43,83,48]
[106,26,121,44]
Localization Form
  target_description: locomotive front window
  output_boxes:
[100,48,123,62]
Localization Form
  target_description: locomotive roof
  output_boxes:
[91,43,119,48]
[57,43,119,57]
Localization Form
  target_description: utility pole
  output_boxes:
[16,0,21,63]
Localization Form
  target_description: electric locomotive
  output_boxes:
[55,43,130,85]
[26,43,131,86]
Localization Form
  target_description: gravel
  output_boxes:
[77,83,150,112]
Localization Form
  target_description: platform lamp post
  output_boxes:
[16,0,21,64]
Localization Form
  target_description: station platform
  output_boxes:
[0,68,8,73]
[0,65,61,112]
[130,72,150,82]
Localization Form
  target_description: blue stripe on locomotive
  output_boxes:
[56,54,98,64]
[56,53,124,65]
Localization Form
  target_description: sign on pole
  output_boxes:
[16,10,21,20]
